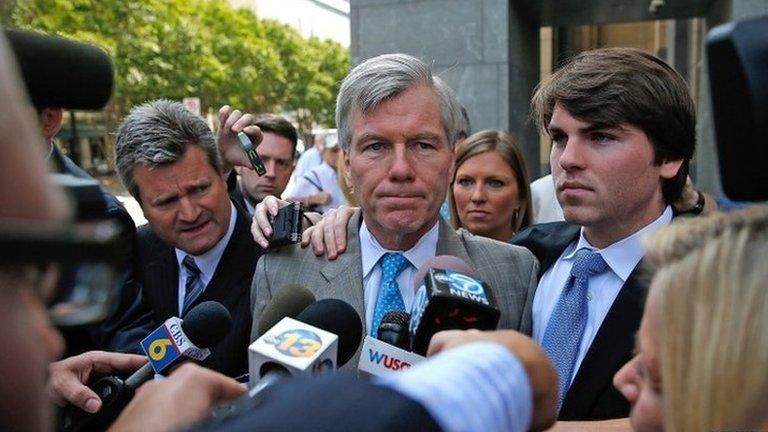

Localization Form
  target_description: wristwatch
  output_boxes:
[677,190,705,215]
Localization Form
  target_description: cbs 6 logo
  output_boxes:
[273,329,323,358]
[148,338,173,361]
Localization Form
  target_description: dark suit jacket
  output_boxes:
[106,205,264,377]
[195,374,441,432]
[51,145,138,355]
[226,171,251,215]
[512,221,646,420]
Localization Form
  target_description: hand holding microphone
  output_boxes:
[427,329,559,432]
[108,364,246,432]
[58,301,232,432]
[47,351,147,413]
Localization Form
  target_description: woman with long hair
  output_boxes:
[613,205,768,432]
[449,130,532,242]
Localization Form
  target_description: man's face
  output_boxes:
[235,132,294,202]
[345,83,454,249]
[548,103,682,247]
[134,145,232,255]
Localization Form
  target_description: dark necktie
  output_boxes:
[182,255,205,315]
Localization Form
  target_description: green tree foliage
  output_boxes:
[4,0,349,131]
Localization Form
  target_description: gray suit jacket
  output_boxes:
[250,211,539,368]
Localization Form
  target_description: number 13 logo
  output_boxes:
[273,329,323,358]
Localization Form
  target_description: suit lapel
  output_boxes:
[512,222,580,278]
[435,218,475,268]
[198,207,254,310]
[319,210,365,317]
[147,235,179,319]
[560,262,646,418]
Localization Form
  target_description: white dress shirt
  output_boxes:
[284,162,344,214]
[359,220,439,334]
[532,206,673,384]
[174,202,237,315]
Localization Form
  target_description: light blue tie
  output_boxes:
[371,253,410,337]
[182,255,205,316]
[541,248,608,409]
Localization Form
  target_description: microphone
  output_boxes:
[256,284,316,337]
[204,299,362,426]
[409,256,500,355]
[248,299,362,388]
[127,301,232,384]
[358,311,425,377]
[5,29,114,111]
[59,301,232,432]
[377,311,411,350]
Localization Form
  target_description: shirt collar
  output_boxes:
[360,220,440,278]
[567,206,673,282]
[175,201,237,282]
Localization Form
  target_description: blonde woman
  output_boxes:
[613,205,768,432]
[449,130,532,242]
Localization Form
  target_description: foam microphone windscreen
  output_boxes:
[412,255,477,292]
[181,301,232,348]
[295,299,363,366]
[377,310,411,350]
[5,28,114,110]
[257,284,316,337]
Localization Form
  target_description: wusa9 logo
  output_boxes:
[266,329,323,358]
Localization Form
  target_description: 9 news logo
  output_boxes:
[266,329,323,358]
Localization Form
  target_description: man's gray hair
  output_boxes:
[335,53,464,151]
[115,99,221,201]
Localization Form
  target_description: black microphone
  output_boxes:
[208,299,362,427]
[377,310,411,350]
[256,284,316,337]
[59,301,232,432]
[5,28,114,110]
[249,298,363,387]
[409,256,500,355]
[295,299,363,367]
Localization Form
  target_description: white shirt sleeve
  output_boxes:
[376,341,533,432]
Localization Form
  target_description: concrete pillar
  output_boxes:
[350,0,541,178]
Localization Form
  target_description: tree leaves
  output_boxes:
[5,0,350,131]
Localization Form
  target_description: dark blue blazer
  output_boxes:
[512,221,647,420]
[195,373,442,432]
[104,205,263,377]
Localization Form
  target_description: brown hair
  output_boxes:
[531,47,695,203]
[449,129,532,235]
[254,114,298,157]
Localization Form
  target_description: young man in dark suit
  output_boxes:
[228,114,297,215]
[512,48,697,420]
[105,100,265,377]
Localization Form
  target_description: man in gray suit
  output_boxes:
[250,53,537,366]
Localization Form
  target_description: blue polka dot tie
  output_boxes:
[541,248,608,410]
[371,252,410,337]
[182,255,205,316]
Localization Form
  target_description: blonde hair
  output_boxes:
[643,205,768,432]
